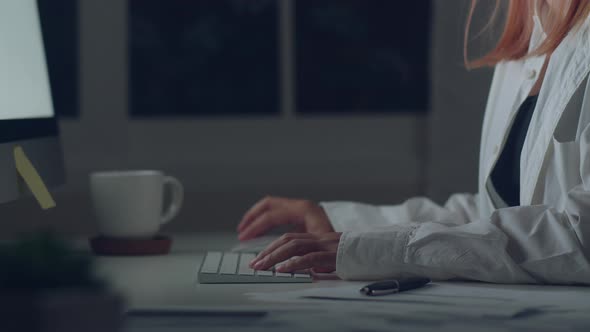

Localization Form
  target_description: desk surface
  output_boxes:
[93,233,342,308]
[91,233,590,332]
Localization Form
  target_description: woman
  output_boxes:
[238,0,590,284]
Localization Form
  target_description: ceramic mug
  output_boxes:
[90,170,184,238]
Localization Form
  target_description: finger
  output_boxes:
[238,209,300,241]
[250,233,311,266]
[276,252,336,273]
[237,197,274,232]
[237,196,292,232]
[311,266,335,273]
[253,239,318,271]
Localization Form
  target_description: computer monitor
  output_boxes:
[0,0,65,204]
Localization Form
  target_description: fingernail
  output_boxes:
[254,261,263,269]
[276,264,285,272]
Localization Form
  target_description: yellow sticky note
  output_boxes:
[14,145,56,209]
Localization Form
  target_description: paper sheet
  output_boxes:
[124,283,590,331]
[247,281,590,319]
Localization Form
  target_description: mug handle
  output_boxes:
[161,176,184,225]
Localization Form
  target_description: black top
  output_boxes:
[490,95,539,207]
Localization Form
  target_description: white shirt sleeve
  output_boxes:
[321,193,480,232]
[332,201,590,284]
[323,159,590,284]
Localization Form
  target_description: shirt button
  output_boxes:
[526,69,537,80]
[493,145,500,155]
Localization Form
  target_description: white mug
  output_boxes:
[90,170,184,238]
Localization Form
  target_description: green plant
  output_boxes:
[0,232,104,291]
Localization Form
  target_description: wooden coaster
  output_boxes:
[89,235,172,256]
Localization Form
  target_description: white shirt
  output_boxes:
[322,13,590,284]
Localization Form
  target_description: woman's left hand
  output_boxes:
[249,232,342,273]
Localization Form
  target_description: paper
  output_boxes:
[13,145,56,209]
[246,281,570,319]
[404,281,590,313]
[123,283,590,331]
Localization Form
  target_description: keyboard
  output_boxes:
[198,251,312,284]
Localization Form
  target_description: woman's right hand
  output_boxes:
[236,196,334,241]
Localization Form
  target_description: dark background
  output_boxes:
[295,0,430,113]
[129,0,279,117]
[1,0,493,236]
[128,0,431,117]
[38,0,432,117]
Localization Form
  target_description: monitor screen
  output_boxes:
[0,0,54,121]
[0,0,65,204]
[0,0,59,144]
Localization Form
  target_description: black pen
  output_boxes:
[360,277,431,296]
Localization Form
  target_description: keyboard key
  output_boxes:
[219,253,239,275]
[256,269,274,277]
[294,273,311,278]
[275,272,293,278]
[201,252,222,274]
[238,253,256,275]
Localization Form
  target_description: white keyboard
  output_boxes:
[198,251,312,284]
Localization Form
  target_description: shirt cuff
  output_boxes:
[335,224,418,280]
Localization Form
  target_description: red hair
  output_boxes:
[465,0,590,68]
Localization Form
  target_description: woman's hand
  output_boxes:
[249,232,342,273]
[237,196,334,241]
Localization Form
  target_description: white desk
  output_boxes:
[93,233,336,308]
[92,233,590,332]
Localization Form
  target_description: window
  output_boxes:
[129,0,279,117]
[295,0,431,113]
[128,0,431,117]
[38,0,79,118]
